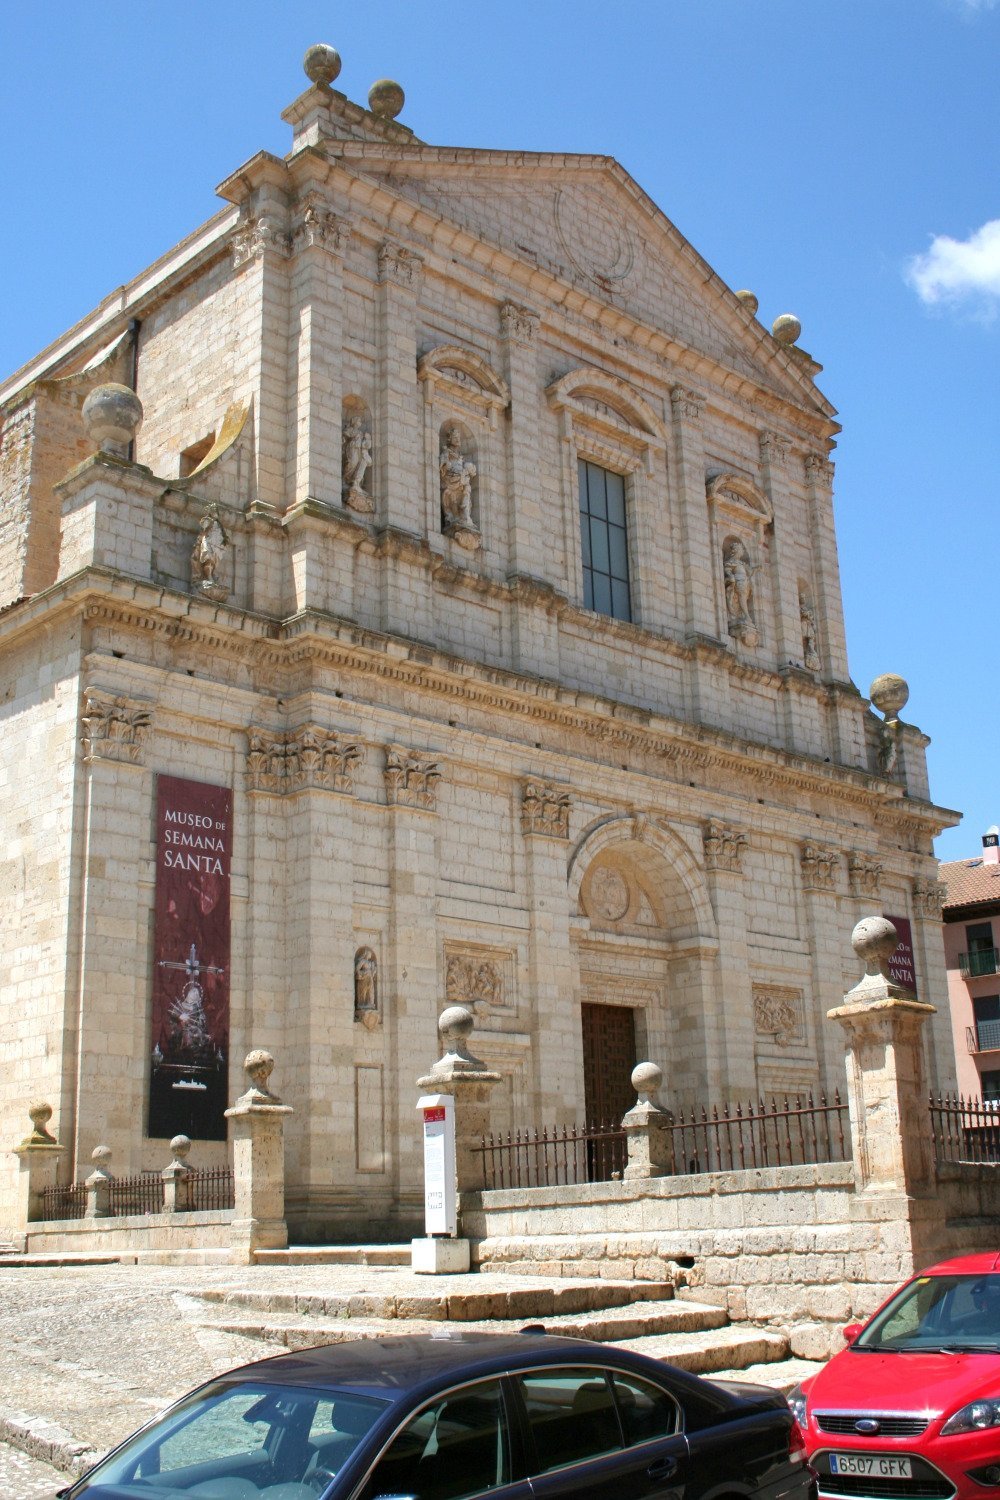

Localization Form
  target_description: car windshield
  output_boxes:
[855,1273,1000,1353]
[69,1379,389,1499]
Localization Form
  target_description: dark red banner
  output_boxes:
[884,913,917,996]
[148,775,232,1140]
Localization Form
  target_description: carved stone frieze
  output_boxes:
[753,985,804,1048]
[848,852,883,900]
[446,954,503,1014]
[912,877,947,920]
[81,692,152,766]
[231,214,291,268]
[384,745,442,810]
[521,780,571,839]
[499,300,539,344]
[800,843,840,893]
[703,819,749,874]
[670,385,704,420]
[378,240,423,291]
[246,727,364,795]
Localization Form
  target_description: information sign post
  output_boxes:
[411,1092,469,1273]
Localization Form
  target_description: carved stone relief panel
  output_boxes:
[444,945,514,1018]
[752,985,805,1049]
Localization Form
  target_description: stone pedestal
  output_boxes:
[56,454,160,580]
[85,1144,113,1219]
[828,916,936,1194]
[161,1135,194,1214]
[224,1051,294,1259]
[417,1008,501,1202]
[411,1236,471,1274]
[622,1063,674,1180]
[11,1104,62,1230]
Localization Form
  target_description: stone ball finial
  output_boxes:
[735,290,759,316]
[439,1005,475,1044]
[771,313,801,346]
[631,1061,663,1101]
[26,1101,56,1146]
[852,915,898,978]
[303,43,342,87]
[91,1143,112,1168]
[869,673,909,720]
[368,78,405,119]
[244,1049,274,1087]
[82,383,143,458]
[169,1134,192,1162]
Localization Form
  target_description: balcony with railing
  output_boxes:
[967,1019,1000,1054]
[959,948,1000,979]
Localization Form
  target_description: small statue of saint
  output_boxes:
[354,947,379,1028]
[800,597,821,671]
[191,504,229,601]
[723,538,759,646]
[342,414,374,513]
[439,427,479,546]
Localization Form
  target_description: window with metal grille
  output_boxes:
[578,459,631,622]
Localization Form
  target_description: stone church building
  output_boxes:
[0,50,957,1239]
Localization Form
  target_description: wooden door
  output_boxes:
[582,1003,637,1126]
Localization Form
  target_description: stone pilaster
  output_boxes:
[669,387,716,642]
[803,453,850,683]
[225,1050,294,1258]
[910,876,957,1093]
[522,782,579,1126]
[759,432,802,667]
[702,820,756,1096]
[288,197,349,510]
[499,302,554,674]
[799,842,843,1093]
[376,240,428,637]
[56,456,161,582]
[828,917,935,1194]
[231,191,293,511]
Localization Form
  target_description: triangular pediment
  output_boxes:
[341,148,834,420]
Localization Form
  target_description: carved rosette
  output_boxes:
[81,692,152,766]
[800,843,840,893]
[378,240,423,292]
[246,727,364,795]
[521,780,571,840]
[753,986,804,1048]
[912,878,947,920]
[293,196,349,256]
[383,746,442,811]
[231,213,291,268]
[670,386,705,421]
[499,300,539,345]
[703,819,749,874]
[446,955,503,1015]
[848,852,883,900]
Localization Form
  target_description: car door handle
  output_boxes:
[647,1455,679,1480]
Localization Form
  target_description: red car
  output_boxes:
[789,1252,1000,1500]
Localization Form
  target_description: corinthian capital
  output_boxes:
[81,691,152,766]
[670,386,705,421]
[499,301,539,345]
[378,241,423,291]
[231,213,292,268]
[804,452,834,487]
[293,196,350,256]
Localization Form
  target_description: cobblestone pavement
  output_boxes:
[0,1440,64,1500]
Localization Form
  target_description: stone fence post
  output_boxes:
[622,1063,674,1179]
[85,1145,113,1218]
[413,1005,500,1273]
[11,1103,62,1231]
[224,1050,293,1262]
[828,916,936,1195]
[161,1135,194,1213]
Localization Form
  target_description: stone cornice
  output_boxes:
[14,570,960,845]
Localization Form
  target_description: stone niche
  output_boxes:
[417,344,509,553]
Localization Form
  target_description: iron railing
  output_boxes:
[931,1093,1000,1163]
[188,1166,235,1211]
[35,1166,235,1220]
[967,1020,1000,1053]
[38,1183,87,1221]
[959,949,1000,979]
[108,1174,165,1216]
[473,1091,849,1191]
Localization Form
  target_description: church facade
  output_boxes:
[0,53,957,1239]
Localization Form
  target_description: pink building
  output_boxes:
[942,827,1000,1101]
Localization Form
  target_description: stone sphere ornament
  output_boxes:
[368,78,405,119]
[82,383,143,457]
[735,290,759,316]
[439,1005,475,1045]
[303,44,342,87]
[852,915,899,977]
[869,673,909,720]
[91,1143,112,1170]
[631,1061,663,1100]
[26,1100,56,1145]
[771,313,801,346]
[169,1134,192,1162]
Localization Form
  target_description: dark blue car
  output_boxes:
[58,1330,815,1500]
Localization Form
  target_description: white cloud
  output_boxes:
[907,219,1000,310]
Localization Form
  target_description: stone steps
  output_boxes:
[710,1358,824,1395]
[614,1326,790,1375]
[253,1245,411,1267]
[190,1277,677,1323]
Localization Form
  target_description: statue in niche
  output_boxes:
[342,412,374,513]
[354,946,380,1029]
[191,504,230,602]
[800,595,821,671]
[439,426,480,549]
[723,538,759,647]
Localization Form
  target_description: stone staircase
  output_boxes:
[186,1272,813,1385]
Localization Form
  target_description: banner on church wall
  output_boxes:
[884,913,917,996]
[148,775,232,1141]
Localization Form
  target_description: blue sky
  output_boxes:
[1,1,996,859]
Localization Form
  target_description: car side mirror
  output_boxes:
[842,1323,862,1344]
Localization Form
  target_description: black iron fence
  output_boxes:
[36,1167,234,1221]
[931,1093,1000,1164]
[473,1091,849,1191]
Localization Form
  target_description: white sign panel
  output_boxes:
[417,1092,457,1237]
